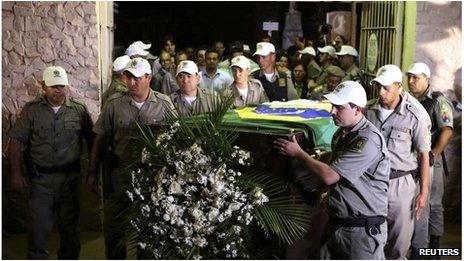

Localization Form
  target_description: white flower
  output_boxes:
[138,242,147,249]
[163,214,170,221]
[141,205,151,217]
[212,181,225,194]
[141,147,150,163]
[192,236,207,248]
[233,225,241,234]
[197,175,207,185]
[166,196,174,203]
[169,181,183,194]
[229,202,242,212]
[191,207,204,221]
[208,208,220,221]
[217,214,225,223]
[193,255,202,260]
[126,191,134,202]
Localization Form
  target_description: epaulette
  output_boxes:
[249,78,262,86]
[70,97,87,108]
[404,100,423,121]
[155,91,174,103]
[25,96,45,106]
[106,92,125,103]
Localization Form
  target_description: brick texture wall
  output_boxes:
[2,1,100,153]
[415,1,462,222]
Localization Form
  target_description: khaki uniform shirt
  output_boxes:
[307,60,322,81]
[223,79,269,108]
[342,64,363,83]
[8,96,93,167]
[169,87,217,117]
[329,117,390,218]
[160,72,179,96]
[316,63,331,85]
[93,90,176,159]
[102,76,128,106]
[365,96,431,171]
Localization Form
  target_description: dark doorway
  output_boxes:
[114,1,351,56]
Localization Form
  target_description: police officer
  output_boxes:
[364,64,431,259]
[170,60,218,116]
[315,45,337,85]
[88,57,176,259]
[222,55,268,108]
[8,66,93,259]
[310,65,345,100]
[275,81,390,259]
[251,42,298,102]
[407,63,454,254]
[102,55,130,106]
[335,45,363,83]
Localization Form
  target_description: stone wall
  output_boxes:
[415,1,461,99]
[415,1,462,222]
[2,1,100,152]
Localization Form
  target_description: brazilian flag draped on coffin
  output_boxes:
[121,98,338,259]
[222,99,338,152]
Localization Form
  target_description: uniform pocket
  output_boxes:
[388,128,411,154]
[33,120,52,139]
[65,117,82,130]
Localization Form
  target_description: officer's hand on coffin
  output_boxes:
[274,135,303,157]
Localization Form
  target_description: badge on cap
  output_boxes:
[53,70,61,77]
[278,78,286,87]
[131,59,138,67]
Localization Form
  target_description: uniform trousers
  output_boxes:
[103,167,129,259]
[28,171,80,259]
[411,167,433,249]
[320,222,387,259]
[384,174,417,259]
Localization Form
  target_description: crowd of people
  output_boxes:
[8,34,456,260]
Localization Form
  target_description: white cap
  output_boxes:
[124,57,151,77]
[230,55,250,69]
[43,66,69,86]
[112,55,131,72]
[371,64,403,86]
[298,47,316,56]
[131,40,152,50]
[324,80,367,108]
[317,45,336,58]
[407,62,431,78]
[253,42,275,56]
[176,60,199,76]
[125,44,149,57]
[335,45,358,57]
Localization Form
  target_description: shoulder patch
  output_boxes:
[25,97,44,106]
[70,97,87,107]
[349,136,368,153]
[107,92,125,103]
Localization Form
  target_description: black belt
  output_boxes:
[330,215,386,228]
[34,160,81,174]
[390,169,411,179]
[331,215,386,237]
